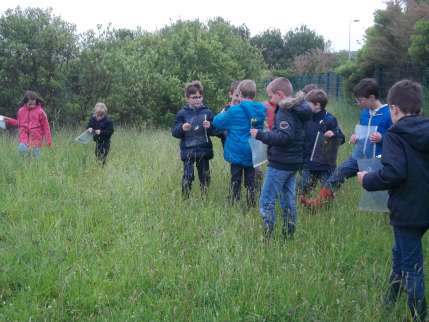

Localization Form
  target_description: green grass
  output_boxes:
[0,101,424,321]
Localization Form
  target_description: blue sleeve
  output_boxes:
[213,109,232,130]
[172,110,185,138]
[325,114,345,144]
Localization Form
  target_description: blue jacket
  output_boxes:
[213,100,266,167]
[171,105,215,161]
[353,104,392,158]
[256,101,312,171]
[304,110,345,171]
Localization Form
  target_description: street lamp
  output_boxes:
[348,19,360,59]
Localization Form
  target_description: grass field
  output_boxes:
[0,102,425,321]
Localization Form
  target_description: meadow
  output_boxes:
[0,102,426,321]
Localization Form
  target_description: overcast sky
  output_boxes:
[1,0,387,51]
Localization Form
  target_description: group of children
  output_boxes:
[172,78,429,321]
[1,79,428,321]
[2,91,114,163]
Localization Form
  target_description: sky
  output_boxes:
[0,0,387,52]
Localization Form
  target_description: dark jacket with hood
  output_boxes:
[87,116,114,144]
[171,105,215,161]
[255,100,312,171]
[363,115,429,227]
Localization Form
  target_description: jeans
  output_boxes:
[182,156,210,197]
[18,143,40,159]
[323,156,359,190]
[300,168,333,195]
[392,225,428,307]
[230,164,255,206]
[259,166,297,231]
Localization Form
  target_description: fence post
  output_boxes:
[326,72,331,97]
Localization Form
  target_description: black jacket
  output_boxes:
[304,110,345,171]
[363,115,429,227]
[256,101,312,171]
[171,105,215,161]
[87,116,114,144]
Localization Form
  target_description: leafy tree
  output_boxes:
[409,19,429,67]
[251,29,286,69]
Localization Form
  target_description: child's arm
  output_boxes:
[40,111,52,146]
[325,115,345,144]
[100,119,114,138]
[87,117,95,130]
[255,113,295,146]
[4,116,18,127]
[212,109,231,131]
[362,133,406,191]
[171,110,186,138]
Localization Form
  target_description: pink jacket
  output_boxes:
[6,104,52,147]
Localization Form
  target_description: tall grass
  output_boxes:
[0,102,423,321]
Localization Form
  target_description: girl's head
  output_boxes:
[94,102,108,120]
[22,90,44,108]
[185,81,204,108]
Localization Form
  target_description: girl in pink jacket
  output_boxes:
[4,91,52,158]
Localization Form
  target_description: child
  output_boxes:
[219,80,241,147]
[213,80,266,207]
[4,90,51,158]
[250,77,311,239]
[87,102,114,165]
[358,80,429,321]
[300,89,345,203]
[171,81,215,198]
[304,78,392,207]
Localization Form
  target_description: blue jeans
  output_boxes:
[392,226,428,305]
[259,167,297,231]
[323,156,359,190]
[18,143,40,159]
[300,168,333,195]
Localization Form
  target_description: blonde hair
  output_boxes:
[94,102,108,115]
[267,77,293,97]
[237,79,257,99]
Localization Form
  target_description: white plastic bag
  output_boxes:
[75,129,93,144]
[249,137,267,168]
[0,116,6,130]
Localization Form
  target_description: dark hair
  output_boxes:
[21,90,45,106]
[185,80,204,97]
[237,79,256,99]
[302,83,318,94]
[353,78,379,99]
[387,79,423,115]
[305,89,328,109]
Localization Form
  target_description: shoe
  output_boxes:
[302,187,334,208]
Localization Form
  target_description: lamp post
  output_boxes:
[348,19,360,59]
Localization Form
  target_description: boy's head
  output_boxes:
[229,80,241,105]
[387,79,423,123]
[94,102,108,120]
[266,77,293,105]
[237,79,256,100]
[302,83,318,94]
[185,80,204,108]
[305,89,328,113]
[353,78,380,109]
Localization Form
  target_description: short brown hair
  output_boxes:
[387,79,423,115]
[229,80,240,95]
[237,79,256,99]
[302,83,318,94]
[353,78,379,99]
[185,80,204,97]
[305,89,328,109]
[267,77,293,97]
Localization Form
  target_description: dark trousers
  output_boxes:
[323,156,359,190]
[230,164,256,207]
[182,157,210,198]
[300,168,334,195]
[391,225,428,320]
[95,141,110,165]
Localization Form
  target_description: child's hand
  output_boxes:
[324,130,335,138]
[370,131,382,143]
[182,123,191,131]
[95,130,101,135]
[203,120,210,129]
[88,128,93,133]
[250,128,258,138]
[357,171,368,185]
[349,133,357,144]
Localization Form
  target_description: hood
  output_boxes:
[240,100,266,124]
[391,115,429,153]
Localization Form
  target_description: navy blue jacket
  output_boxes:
[171,105,215,161]
[256,102,312,171]
[304,110,345,171]
[363,115,429,228]
[87,116,114,144]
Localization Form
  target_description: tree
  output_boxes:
[251,29,286,69]
[409,19,429,67]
